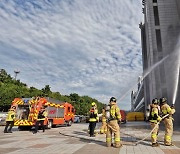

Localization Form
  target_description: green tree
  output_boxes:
[42,85,51,96]
[0,69,105,115]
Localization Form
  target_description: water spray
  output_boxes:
[172,41,180,106]
[117,55,169,102]
[172,66,180,105]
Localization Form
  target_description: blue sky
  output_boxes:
[0,0,143,110]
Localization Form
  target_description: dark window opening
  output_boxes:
[156,29,162,52]
[153,6,160,25]
[68,107,70,112]
[153,0,157,3]
[72,107,74,113]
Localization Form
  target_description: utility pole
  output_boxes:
[14,70,20,80]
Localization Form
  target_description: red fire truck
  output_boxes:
[120,110,127,124]
[11,97,75,130]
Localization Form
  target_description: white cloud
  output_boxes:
[0,0,143,110]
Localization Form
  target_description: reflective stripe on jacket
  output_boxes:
[102,109,106,122]
[110,104,121,121]
[161,104,175,116]
[89,108,98,122]
[37,110,48,121]
[149,105,161,123]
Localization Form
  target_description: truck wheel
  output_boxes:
[18,126,32,131]
[18,126,24,131]
[67,120,72,126]
[47,120,53,129]
[52,125,56,128]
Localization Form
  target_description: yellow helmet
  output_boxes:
[91,102,96,106]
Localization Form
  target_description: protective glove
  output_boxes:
[118,120,121,125]
[171,104,175,109]
[157,116,162,122]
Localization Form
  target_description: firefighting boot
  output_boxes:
[114,143,122,148]
[152,142,159,147]
[106,142,112,147]
[165,143,174,146]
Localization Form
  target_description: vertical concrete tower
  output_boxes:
[140,0,180,125]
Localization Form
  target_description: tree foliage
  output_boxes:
[0,69,105,114]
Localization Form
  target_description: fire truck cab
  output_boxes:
[11,97,75,130]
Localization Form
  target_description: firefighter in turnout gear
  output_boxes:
[4,106,16,133]
[33,106,48,134]
[160,97,175,146]
[106,97,122,148]
[100,107,107,134]
[149,98,161,147]
[89,102,99,137]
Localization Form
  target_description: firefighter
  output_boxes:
[106,97,122,148]
[4,106,16,133]
[89,102,98,137]
[33,105,48,134]
[149,98,161,147]
[160,97,175,146]
[100,106,107,134]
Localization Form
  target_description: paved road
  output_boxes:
[0,122,180,154]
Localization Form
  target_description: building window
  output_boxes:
[156,29,162,52]
[153,6,160,25]
[153,0,157,3]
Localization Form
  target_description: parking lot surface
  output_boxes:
[0,122,180,154]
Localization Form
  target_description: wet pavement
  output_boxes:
[0,122,180,154]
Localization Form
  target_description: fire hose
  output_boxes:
[133,114,170,146]
[59,114,170,146]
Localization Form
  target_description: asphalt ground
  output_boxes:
[0,122,180,154]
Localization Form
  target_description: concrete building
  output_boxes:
[131,77,144,112]
[139,0,180,125]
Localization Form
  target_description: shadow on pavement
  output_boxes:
[59,131,107,147]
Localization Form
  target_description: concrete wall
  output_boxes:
[142,0,180,125]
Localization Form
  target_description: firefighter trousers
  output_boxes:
[150,122,159,143]
[164,118,173,145]
[106,120,121,148]
[100,121,107,134]
[4,121,14,133]
[34,120,45,133]
[89,122,96,136]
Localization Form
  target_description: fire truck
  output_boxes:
[120,110,127,124]
[11,97,75,130]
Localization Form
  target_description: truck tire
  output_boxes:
[67,120,72,126]
[18,126,32,131]
[47,120,53,129]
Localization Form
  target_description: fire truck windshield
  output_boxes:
[16,105,30,120]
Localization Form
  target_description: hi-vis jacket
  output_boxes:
[89,107,99,122]
[37,110,48,121]
[102,109,106,122]
[161,103,175,117]
[149,104,161,123]
[6,110,16,121]
[110,103,121,121]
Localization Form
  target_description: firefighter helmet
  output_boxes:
[11,106,16,109]
[109,97,116,103]
[160,97,167,104]
[152,98,159,104]
[91,102,96,106]
[10,106,16,111]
